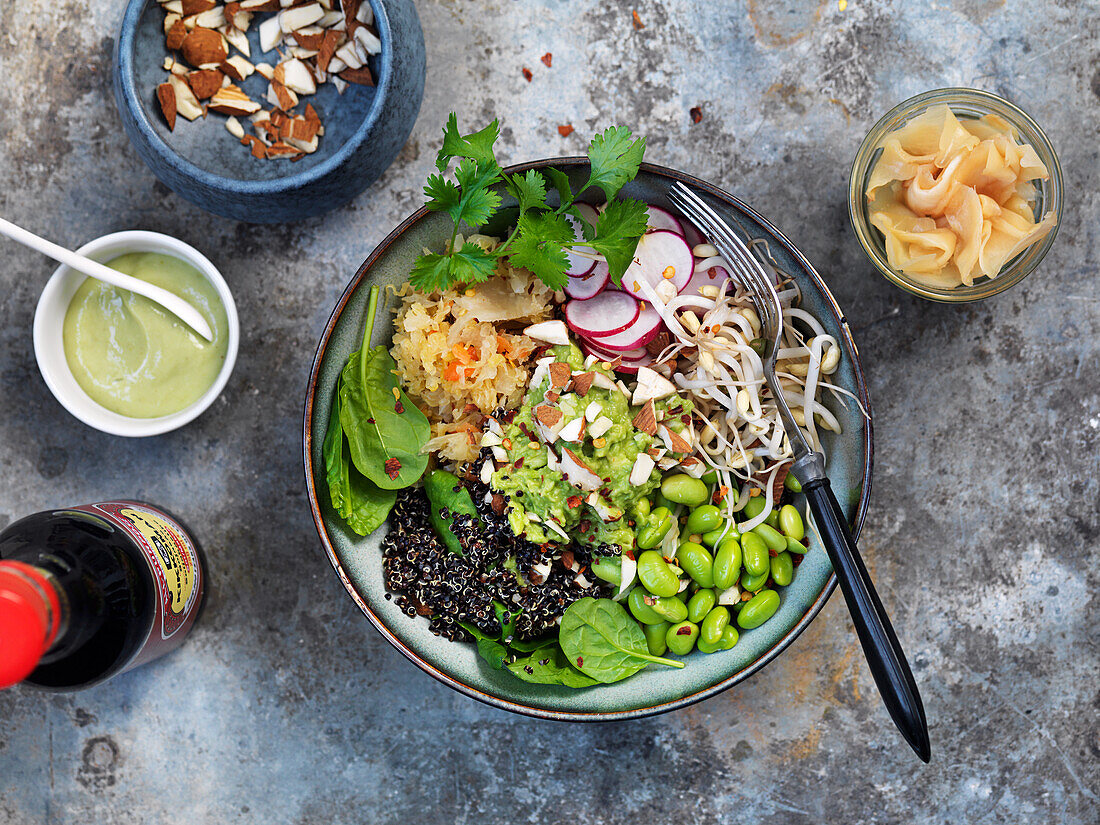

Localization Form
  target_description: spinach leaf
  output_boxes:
[507,644,600,688]
[508,635,556,653]
[323,379,397,536]
[559,597,683,683]
[476,638,509,670]
[338,286,431,490]
[424,470,478,555]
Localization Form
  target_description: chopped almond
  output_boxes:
[187,68,224,100]
[571,372,595,397]
[317,28,341,72]
[548,362,571,389]
[241,133,267,158]
[632,400,658,436]
[224,115,245,139]
[181,0,216,15]
[220,55,254,80]
[267,79,297,110]
[166,18,188,50]
[156,82,177,130]
[181,27,227,65]
[338,65,374,86]
[168,73,204,120]
[535,405,563,428]
[208,83,261,116]
[292,27,325,50]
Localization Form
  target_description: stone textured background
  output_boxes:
[1,0,1097,822]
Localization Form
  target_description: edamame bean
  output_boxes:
[763,508,780,530]
[644,621,670,656]
[701,521,735,547]
[627,587,665,624]
[650,595,688,623]
[770,551,794,587]
[637,550,681,597]
[737,589,780,629]
[653,490,676,512]
[686,504,722,535]
[741,531,770,576]
[786,537,808,555]
[633,497,652,520]
[719,626,739,649]
[752,523,788,552]
[590,556,621,586]
[665,621,700,655]
[784,473,802,493]
[741,496,767,520]
[675,541,715,588]
[741,568,769,592]
[636,507,673,550]
[701,470,719,485]
[701,606,731,646]
[696,636,722,654]
[661,474,710,507]
[687,588,717,623]
[712,537,742,589]
[779,504,805,541]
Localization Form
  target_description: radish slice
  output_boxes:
[583,339,647,360]
[564,291,639,339]
[582,302,662,351]
[621,230,694,298]
[646,205,684,236]
[564,261,610,300]
[574,202,599,228]
[681,264,731,299]
[610,351,655,374]
[682,219,705,248]
[564,212,597,277]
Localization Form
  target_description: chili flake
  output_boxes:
[522,67,533,82]
[558,124,574,137]
[632,9,645,28]
[384,458,401,480]
[690,106,703,124]
[541,52,552,67]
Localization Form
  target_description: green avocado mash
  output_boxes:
[491,343,693,552]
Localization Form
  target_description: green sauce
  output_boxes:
[62,252,229,419]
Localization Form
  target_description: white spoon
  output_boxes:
[0,217,214,342]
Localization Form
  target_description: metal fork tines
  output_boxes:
[666,181,811,461]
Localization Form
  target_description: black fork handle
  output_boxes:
[801,475,931,762]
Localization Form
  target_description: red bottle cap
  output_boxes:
[0,561,62,689]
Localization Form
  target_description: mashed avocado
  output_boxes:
[490,343,693,552]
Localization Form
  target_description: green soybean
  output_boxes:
[665,621,700,655]
[784,473,802,493]
[779,504,805,541]
[701,521,735,547]
[661,474,710,507]
[712,538,742,589]
[633,497,652,520]
[628,587,665,624]
[686,505,722,535]
[763,508,780,529]
[636,507,674,549]
[653,490,676,512]
[741,568,769,592]
[637,550,681,597]
[696,636,722,654]
[752,522,788,552]
[650,595,688,623]
[737,589,780,629]
[719,626,739,649]
[687,588,717,623]
[741,531,770,576]
[786,536,808,555]
[675,541,715,588]
[741,496,767,520]
[770,551,794,587]
[701,606,731,645]
[644,621,670,656]
[590,556,621,586]
[701,470,719,485]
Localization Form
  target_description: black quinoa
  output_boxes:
[380,456,615,643]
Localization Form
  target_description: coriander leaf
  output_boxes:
[559,597,683,683]
[589,197,649,283]
[448,240,498,285]
[452,159,503,228]
[505,169,549,214]
[507,210,574,290]
[437,113,501,172]
[507,643,600,688]
[543,167,574,210]
[423,173,461,215]
[584,126,646,201]
[409,251,455,292]
[566,203,597,243]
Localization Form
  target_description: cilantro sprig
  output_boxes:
[410,115,649,293]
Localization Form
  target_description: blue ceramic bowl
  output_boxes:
[113,0,425,223]
[304,161,874,719]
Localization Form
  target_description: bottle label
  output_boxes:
[69,501,203,668]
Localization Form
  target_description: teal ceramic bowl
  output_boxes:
[303,160,873,720]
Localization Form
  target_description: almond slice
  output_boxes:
[168,73,204,120]
[220,55,254,80]
[241,133,267,158]
[187,68,224,100]
[333,41,362,69]
[253,62,275,80]
[239,0,279,10]
[163,11,182,35]
[280,3,324,33]
[632,400,657,436]
[353,25,381,56]
[192,7,226,29]
[181,0,216,15]
[258,14,283,51]
[224,115,246,139]
[156,82,177,130]
[181,27,227,66]
[166,18,188,50]
[285,135,318,154]
[279,58,316,95]
[571,371,595,397]
[208,83,261,116]
[266,79,297,110]
[534,405,563,429]
[316,28,342,72]
[338,65,374,86]
[221,25,250,58]
[292,25,325,50]
[548,362,571,390]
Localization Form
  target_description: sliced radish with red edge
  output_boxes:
[564,261,610,300]
[564,291,640,339]
[621,230,694,298]
[645,205,684,236]
[581,302,663,351]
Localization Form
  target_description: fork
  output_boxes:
[668,181,930,763]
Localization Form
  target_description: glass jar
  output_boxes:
[848,88,1063,302]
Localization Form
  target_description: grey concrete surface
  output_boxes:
[1,0,1098,822]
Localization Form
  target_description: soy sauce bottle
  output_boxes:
[0,501,205,691]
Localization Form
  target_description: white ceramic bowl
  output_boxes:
[33,230,239,437]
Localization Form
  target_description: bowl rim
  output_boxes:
[114,0,394,195]
[847,86,1064,303]
[33,230,239,437]
[302,159,874,720]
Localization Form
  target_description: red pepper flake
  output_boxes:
[690,106,703,124]
[632,9,645,29]
[541,52,552,67]
[394,399,404,414]
[384,457,401,480]
[712,485,730,505]
[558,124,574,137]
[676,626,692,636]
[576,656,584,668]
[567,495,583,509]
[522,67,533,82]
[514,457,525,469]
[624,550,636,561]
